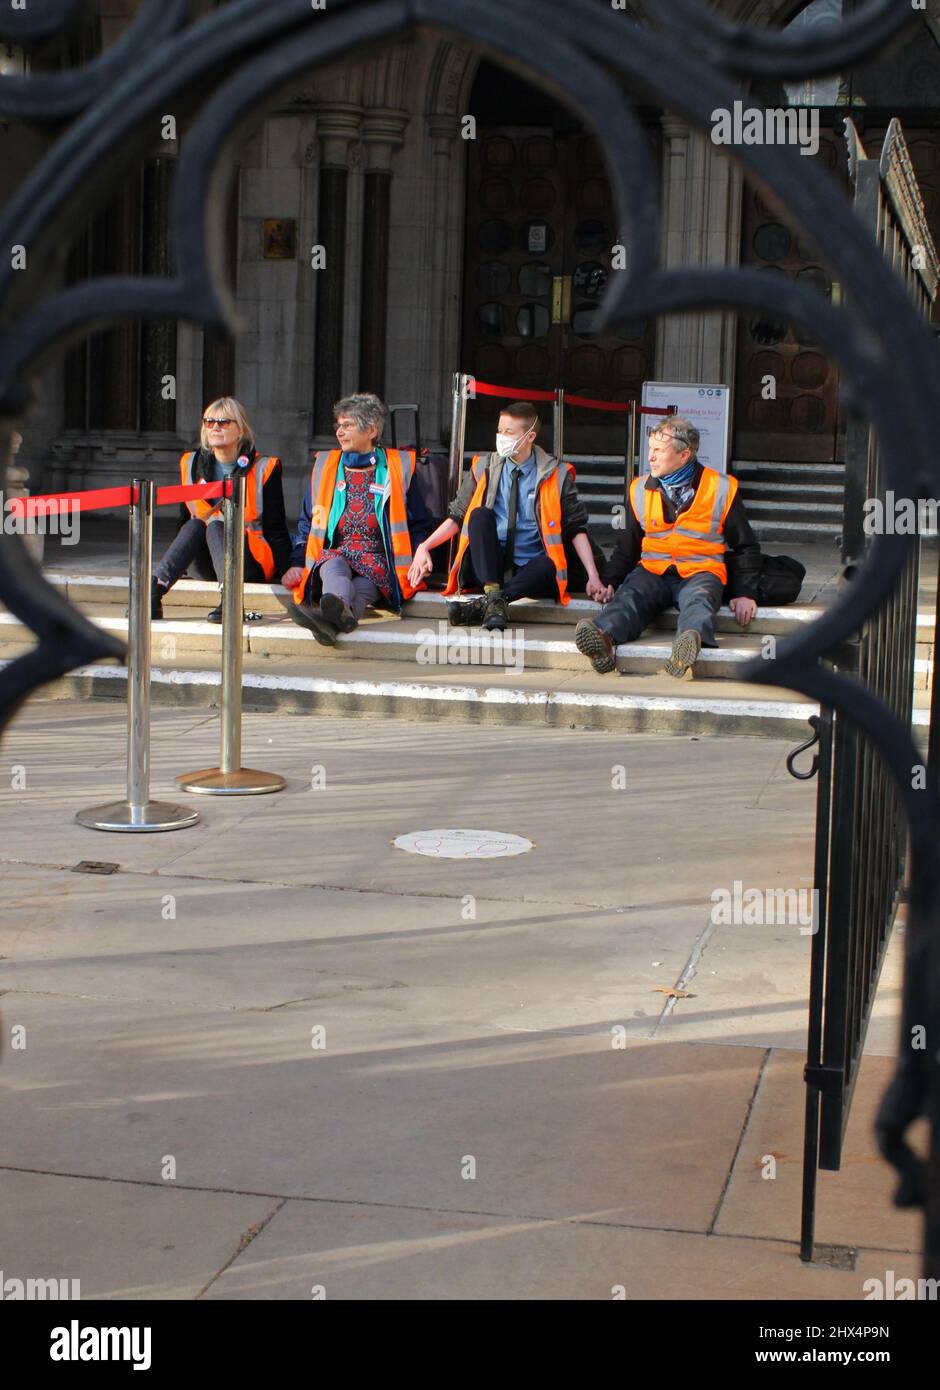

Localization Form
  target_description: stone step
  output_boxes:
[39,573,829,636]
[0,607,808,680]
[0,651,824,738]
[5,650,930,740]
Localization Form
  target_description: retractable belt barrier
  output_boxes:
[52,474,287,831]
[447,373,678,505]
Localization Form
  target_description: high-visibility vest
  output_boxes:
[290,447,420,607]
[443,455,572,605]
[631,467,737,584]
[179,451,279,581]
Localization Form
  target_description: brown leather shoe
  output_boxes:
[574,619,616,674]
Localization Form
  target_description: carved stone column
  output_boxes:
[358,110,408,397]
[140,155,177,433]
[313,105,361,432]
[656,116,743,389]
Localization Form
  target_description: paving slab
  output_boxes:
[203,1198,924,1302]
[0,1168,277,1301]
[716,1052,925,1254]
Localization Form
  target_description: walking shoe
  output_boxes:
[320,592,358,633]
[481,592,510,632]
[206,605,264,624]
[288,600,338,646]
[660,629,702,680]
[150,579,164,621]
[447,595,487,627]
[574,619,616,674]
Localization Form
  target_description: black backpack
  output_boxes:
[756,553,805,606]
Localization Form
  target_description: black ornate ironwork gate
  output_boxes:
[799,115,938,1261]
[1,0,938,1275]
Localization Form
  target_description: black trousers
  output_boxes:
[465,507,559,601]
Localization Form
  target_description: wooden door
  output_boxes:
[461,126,659,455]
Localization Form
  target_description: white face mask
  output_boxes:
[495,430,531,459]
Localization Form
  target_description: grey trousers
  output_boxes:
[595,565,724,648]
[318,556,382,619]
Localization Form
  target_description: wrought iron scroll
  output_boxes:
[0,0,938,1268]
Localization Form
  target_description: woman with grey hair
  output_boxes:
[282,392,433,645]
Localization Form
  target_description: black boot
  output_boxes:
[289,601,339,647]
[320,592,358,633]
[447,595,487,627]
[150,579,165,620]
[481,592,510,632]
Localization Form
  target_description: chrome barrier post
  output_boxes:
[177,472,286,795]
[448,371,468,502]
[77,479,200,832]
[625,400,637,508]
[553,387,565,461]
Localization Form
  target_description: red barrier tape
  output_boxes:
[470,381,557,402]
[9,480,227,517]
[564,394,630,412]
[12,485,133,517]
[470,379,678,415]
[155,481,225,506]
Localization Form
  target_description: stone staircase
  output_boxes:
[1,571,933,741]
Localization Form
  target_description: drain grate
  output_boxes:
[811,1244,858,1271]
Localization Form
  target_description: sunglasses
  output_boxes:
[651,429,692,447]
[204,417,235,428]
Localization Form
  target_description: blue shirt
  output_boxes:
[494,453,541,567]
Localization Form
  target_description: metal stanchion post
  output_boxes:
[77,479,200,832]
[625,400,637,510]
[448,371,468,501]
[447,372,469,574]
[553,388,565,461]
[176,473,286,795]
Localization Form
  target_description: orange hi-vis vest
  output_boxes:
[444,455,573,605]
[291,447,421,607]
[630,466,737,585]
[179,451,279,581]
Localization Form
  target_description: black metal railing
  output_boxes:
[799,117,935,1261]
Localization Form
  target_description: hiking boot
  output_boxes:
[289,600,338,647]
[481,592,510,632]
[660,629,702,681]
[447,595,486,627]
[320,592,358,633]
[574,619,616,674]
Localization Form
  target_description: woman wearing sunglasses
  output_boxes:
[151,397,292,622]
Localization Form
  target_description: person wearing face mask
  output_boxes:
[150,397,292,623]
[574,418,761,680]
[407,402,607,631]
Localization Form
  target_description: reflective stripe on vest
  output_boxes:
[180,451,278,580]
[630,468,736,582]
[443,456,572,605]
[291,448,419,606]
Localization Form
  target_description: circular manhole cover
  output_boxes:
[392,829,534,859]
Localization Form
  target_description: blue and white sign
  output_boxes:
[640,381,732,474]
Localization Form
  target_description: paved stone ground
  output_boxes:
[0,702,924,1300]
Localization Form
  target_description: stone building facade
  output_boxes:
[2,0,939,521]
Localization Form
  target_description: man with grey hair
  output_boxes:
[574,417,761,680]
[282,392,433,643]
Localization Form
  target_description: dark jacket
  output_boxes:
[602,459,761,601]
[180,446,293,582]
[290,447,434,612]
